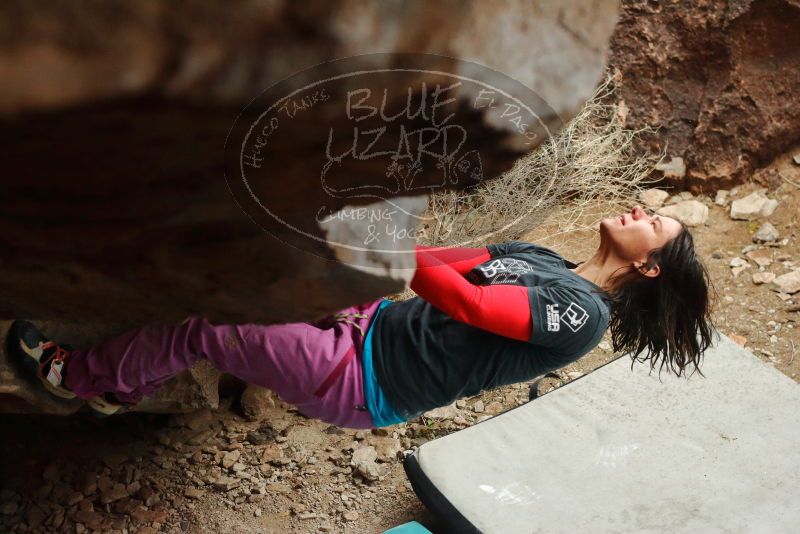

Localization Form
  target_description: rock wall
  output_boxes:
[0,0,620,413]
[0,0,620,324]
[608,0,800,191]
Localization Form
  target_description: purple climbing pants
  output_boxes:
[64,299,386,429]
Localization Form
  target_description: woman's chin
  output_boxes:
[598,218,616,234]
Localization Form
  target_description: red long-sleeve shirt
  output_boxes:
[410,245,532,342]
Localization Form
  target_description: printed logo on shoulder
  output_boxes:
[560,302,589,332]
[545,303,560,332]
[478,258,534,285]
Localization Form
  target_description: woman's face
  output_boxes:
[599,205,683,264]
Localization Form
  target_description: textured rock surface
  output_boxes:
[609,0,800,190]
[239,384,275,421]
[0,1,621,413]
[0,0,620,325]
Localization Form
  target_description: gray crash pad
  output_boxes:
[404,334,800,533]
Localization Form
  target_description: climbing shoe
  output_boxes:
[87,393,133,416]
[7,320,77,400]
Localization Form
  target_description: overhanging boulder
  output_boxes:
[0,0,621,413]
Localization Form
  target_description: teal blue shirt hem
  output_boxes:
[363,298,406,427]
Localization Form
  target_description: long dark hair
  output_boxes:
[608,226,716,377]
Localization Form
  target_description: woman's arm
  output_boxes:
[411,247,531,342]
[414,244,491,275]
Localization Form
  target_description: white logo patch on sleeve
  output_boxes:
[545,304,560,332]
[560,302,589,332]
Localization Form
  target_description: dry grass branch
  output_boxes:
[390,76,661,302]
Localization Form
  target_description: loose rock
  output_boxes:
[220,450,241,469]
[367,436,402,462]
[752,272,776,285]
[184,487,202,499]
[714,190,729,206]
[485,401,504,415]
[246,424,277,445]
[96,475,114,494]
[78,500,93,513]
[638,188,670,209]
[667,191,695,203]
[343,510,359,521]
[729,257,750,277]
[656,200,708,227]
[138,486,160,507]
[350,446,380,481]
[745,249,773,268]
[773,269,800,294]
[100,483,129,504]
[260,444,284,464]
[730,191,778,220]
[129,507,167,524]
[240,384,275,421]
[752,222,780,243]
[212,476,240,492]
[290,502,308,514]
[65,491,84,506]
[187,430,214,446]
[72,510,103,530]
[422,403,458,420]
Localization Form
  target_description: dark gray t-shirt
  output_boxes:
[371,241,612,420]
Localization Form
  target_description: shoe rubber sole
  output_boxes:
[87,395,127,416]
